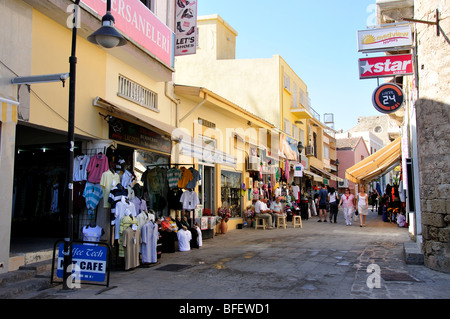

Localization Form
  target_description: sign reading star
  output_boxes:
[360,60,374,74]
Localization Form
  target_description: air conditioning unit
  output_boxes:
[246,156,260,171]
[338,179,349,188]
[305,145,315,156]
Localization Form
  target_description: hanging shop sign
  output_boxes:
[175,0,198,56]
[357,25,413,52]
[109,117,172,154]
[372,83,404,114]
[82,0,175,67]
[359,54,414,79]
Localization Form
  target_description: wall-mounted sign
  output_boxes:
[359,54,414,79]
[109,117,172,154]
[357,25,413,52]
[82,0,175,67]
[175,0,198,56]
[372,83,404,114]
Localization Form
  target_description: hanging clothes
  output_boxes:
[73,155,91,182]
[180,190,199,210]
[185,168,200,189]
[115,197,136,240]
[86,153,109,184]
[141,221,158,263]
[100,170,121,209]
[119,215,138,258]
[178,167,193,189]
[122,226,141,270]
[83,182,103,219]
[167,167,182,188]
[108,183,128,225]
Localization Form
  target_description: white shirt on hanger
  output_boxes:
[180,190,199,210]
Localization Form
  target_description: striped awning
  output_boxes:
[0,94,19,123]
[346,137,402,184]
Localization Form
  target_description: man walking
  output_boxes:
[317,184,328,222]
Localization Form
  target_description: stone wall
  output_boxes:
[415,0,450,273]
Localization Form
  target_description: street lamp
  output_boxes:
[63,0,126,290]
[335,158,340,189]
[297,141,305,208]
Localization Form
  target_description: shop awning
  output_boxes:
[310,165,331,178]
[178,138,237,167]
[329,174,344,183]
[346,137,402,184]
[0,94,19,123]
[303,170,323,182]
[93,97,176,137]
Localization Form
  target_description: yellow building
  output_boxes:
[173,85,275,232]
[174,14,339,189]
[1,0,178,272]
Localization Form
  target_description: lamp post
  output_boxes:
[335,158,340,190]
[63,0,126,290]
[297,141,305,202]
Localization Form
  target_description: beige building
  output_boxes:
[174,14,339,188]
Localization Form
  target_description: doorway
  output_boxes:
[198,164,215,214]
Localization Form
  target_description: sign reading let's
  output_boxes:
[82,0,175,67]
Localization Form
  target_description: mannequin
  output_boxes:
[82,218,104,243]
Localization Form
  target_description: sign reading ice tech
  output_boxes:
[372,83,404,114]
[359,54,413,79]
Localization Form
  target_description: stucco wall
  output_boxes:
[415,0,450,273]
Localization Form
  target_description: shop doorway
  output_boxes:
[198,164,215,214]
[12,125,77,240]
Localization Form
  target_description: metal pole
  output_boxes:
[63,0,80,290]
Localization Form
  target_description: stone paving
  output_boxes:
[19,210,450,301]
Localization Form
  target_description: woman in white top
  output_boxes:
[358,186,369,227]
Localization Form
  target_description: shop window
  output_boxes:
[140,0,154,12]
[221,171,242,218]
[118,75,158,111]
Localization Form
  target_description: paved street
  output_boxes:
[20,210,450,305]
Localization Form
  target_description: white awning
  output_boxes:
[179,138,237,167]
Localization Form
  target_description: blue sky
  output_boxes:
[197,0,380,132]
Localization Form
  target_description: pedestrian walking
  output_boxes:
[339,188,355,226]
[328,187,339,223]
[317,183,328,222]
[358,186,369,227]
[370,189,379,212]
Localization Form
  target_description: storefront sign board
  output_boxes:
[359,54,414,79]
[56,243,108,283]
[109,117,172,154]
[82,0,174,67]
[175,0,198,56]
[357,25,413,52]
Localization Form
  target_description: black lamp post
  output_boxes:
[63,0,126,290]
[335,158,340,190]
[297,141,305,202]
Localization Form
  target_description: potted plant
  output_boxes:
[217,206,231,234]
[244,205,255,227]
